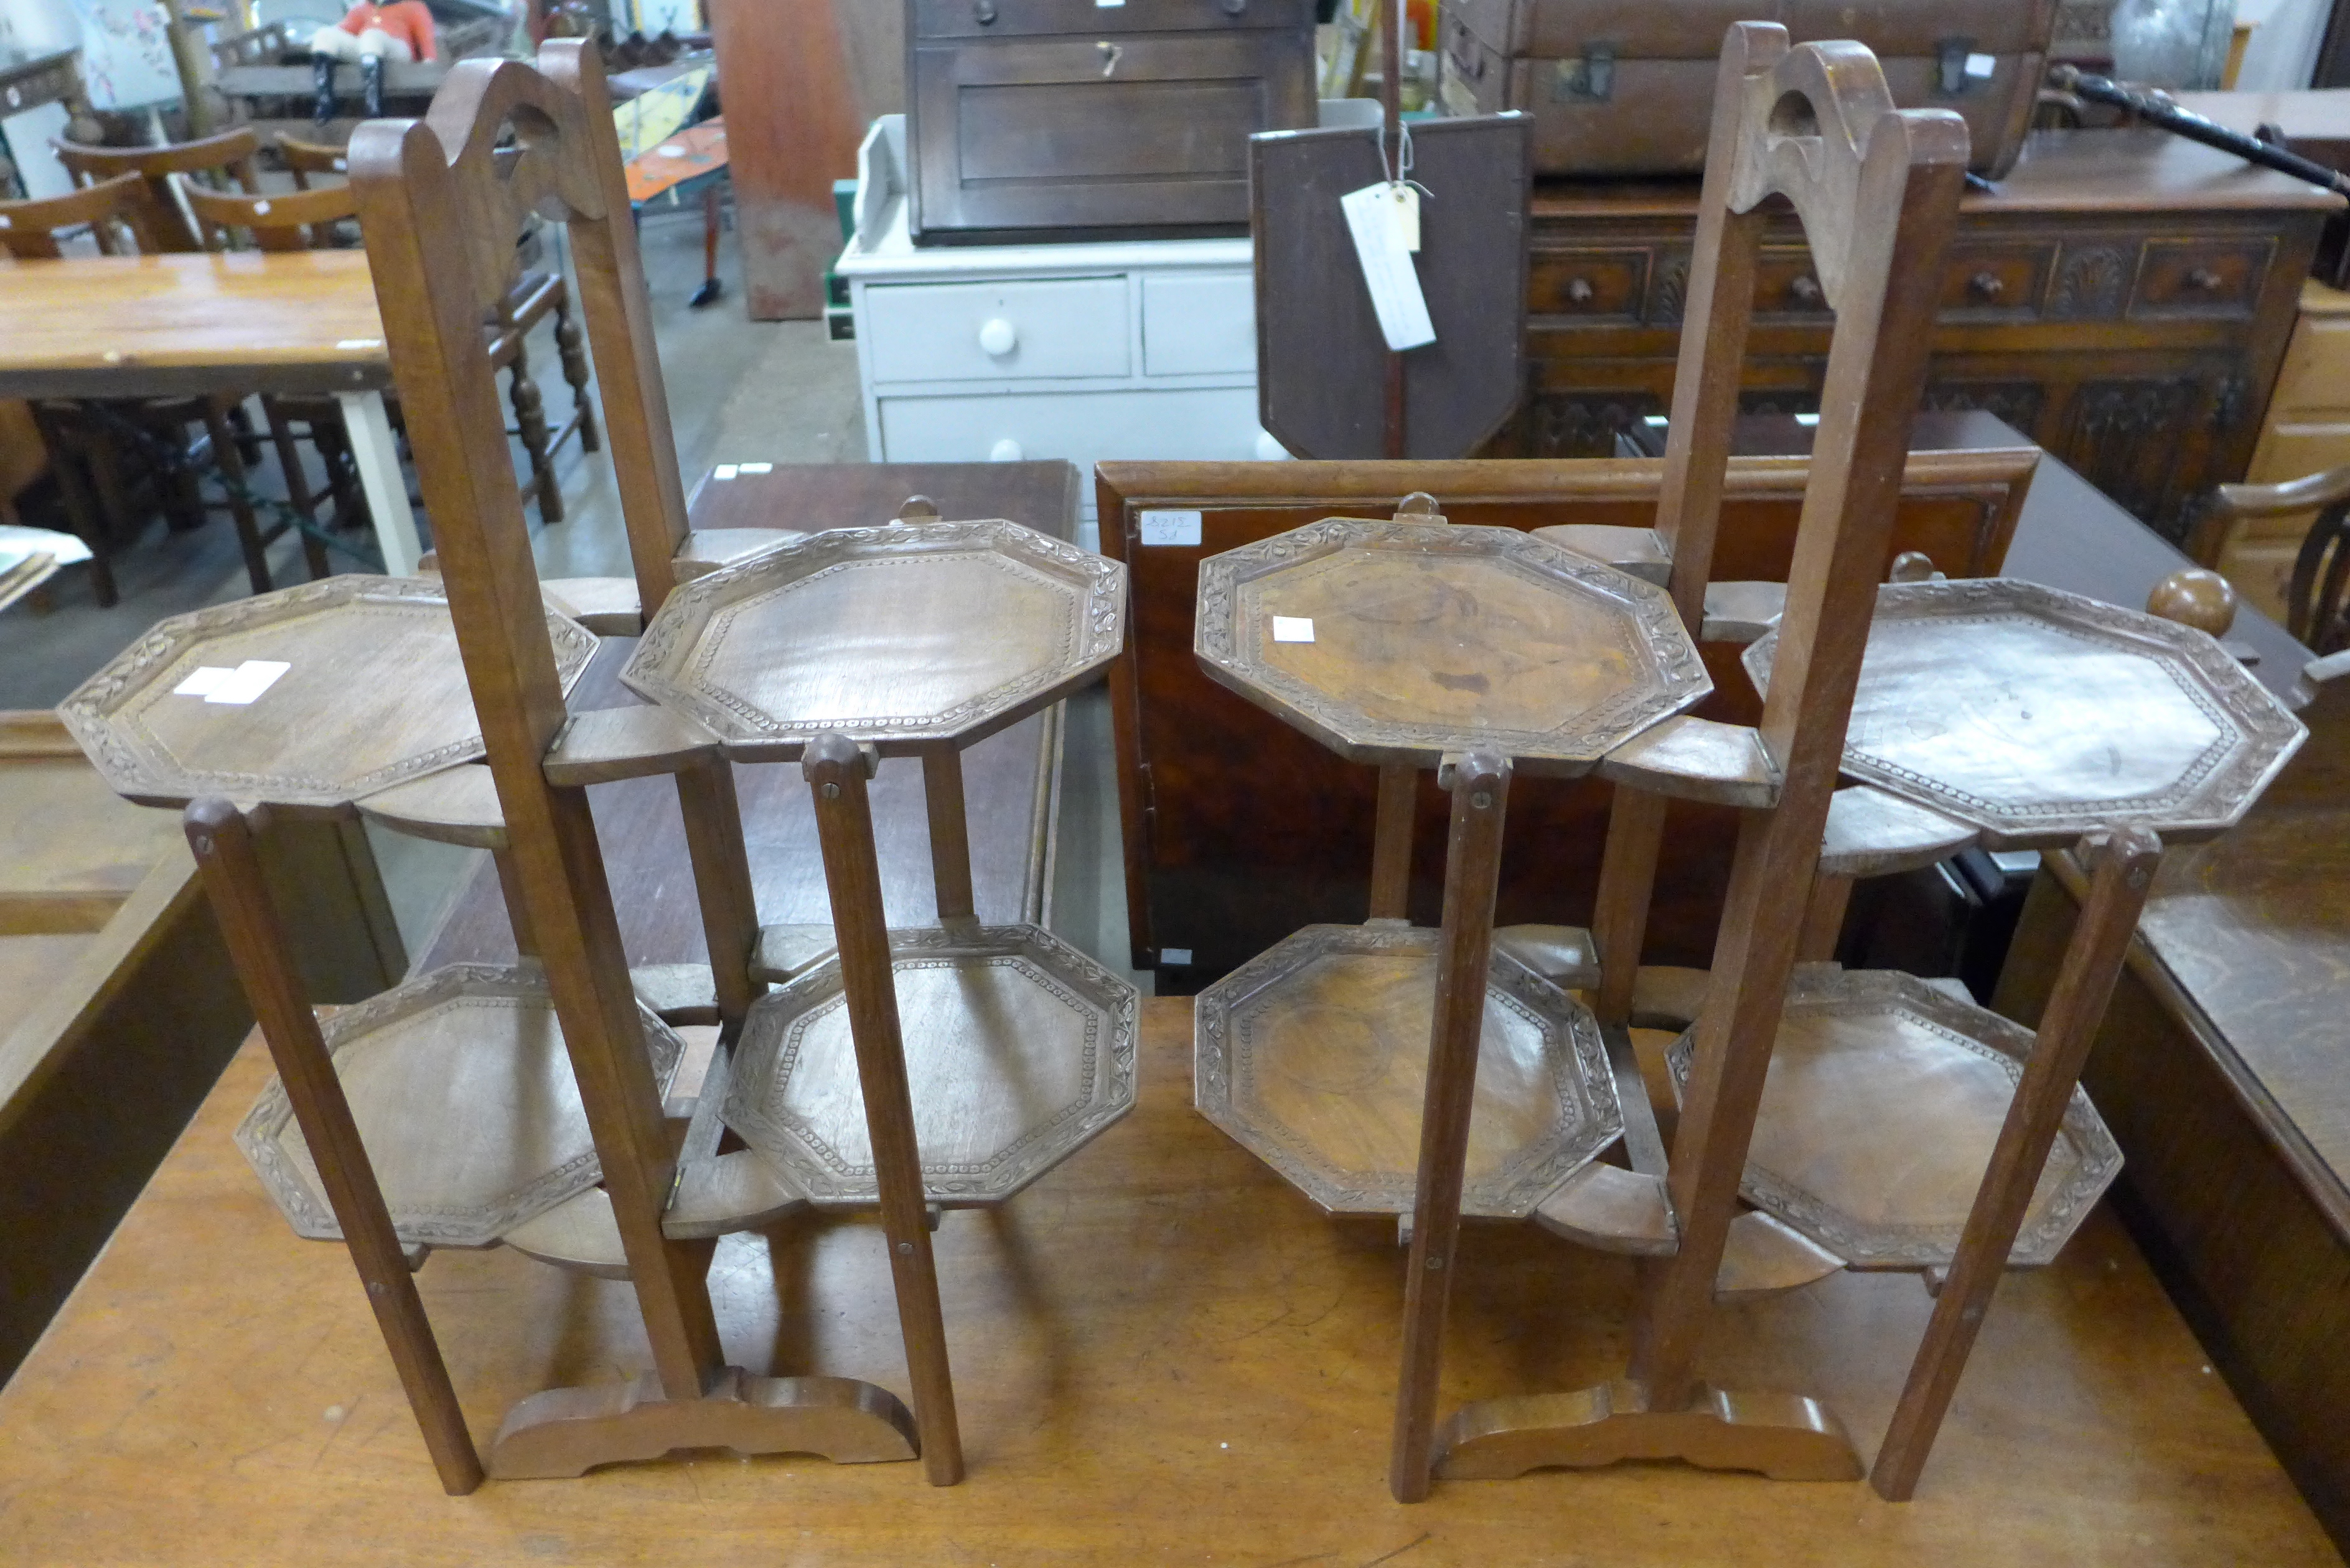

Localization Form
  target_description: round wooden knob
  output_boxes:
[1790,274,1823,306]
[1888,551,1937,583]
[2146,567,2236,636]
[896,495,941,524]
[988,437,1024,462]
[1567,276,1595,304]
[1968,270,2004,300]
[977,317,1017,357]
[2187,266,2224,293]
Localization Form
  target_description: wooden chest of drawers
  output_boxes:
[2216,279,2350,620]
[907,0,1318,243]
[1484,129,2344,546]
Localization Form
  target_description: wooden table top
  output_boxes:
[0,996,2333,1565]
[0,250,392,399]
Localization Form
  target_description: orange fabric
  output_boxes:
[337,1,437,62]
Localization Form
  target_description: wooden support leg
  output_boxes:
[202,401,274,595]
[29,406,117,607]
[260,395,333,579]
[1870,827,2161,1500]
[490,844,540,958]
[1795,871,1854,964]
[675,758,759,1027]
[1592,786,1670,1027]
[1367,762,1416,920]
[807,734,965,1486]
[507,344,564,525]
[1390,750,1510,1503]
[183,799,484,1497]
[922,749,977,926]
[553,294,602,452]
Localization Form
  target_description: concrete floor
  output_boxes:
[2,208,1141,989]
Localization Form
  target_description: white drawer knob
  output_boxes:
[1254,429,1291,462]
[978,317,1018,357]
[989,438,1024,462]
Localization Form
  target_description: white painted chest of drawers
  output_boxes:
[840,116,1281,544]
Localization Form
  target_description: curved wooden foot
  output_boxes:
[1435,1379,1861,1482]
[488,1366,919,1479]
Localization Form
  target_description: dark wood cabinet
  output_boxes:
[909,0,1317,243]
[1486,129,2344,546]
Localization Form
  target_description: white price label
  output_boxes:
[1341,183,1436,352]
[173,666,235,697]
[713,464,739,480]
[1964,52,1997,80]
[197,660,291,705]
[1271,617,1316,643]
[1138,508,1203,546]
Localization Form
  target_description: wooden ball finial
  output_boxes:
[2146,568,2236,637]
[1888,551,1937,583]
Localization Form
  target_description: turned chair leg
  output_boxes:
[505,342,564,524]
[553,292,600,454]
[261,396,334,579]
[203,401,274,595]
[30,405,118,607]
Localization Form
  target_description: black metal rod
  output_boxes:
[2051,65,2350,199]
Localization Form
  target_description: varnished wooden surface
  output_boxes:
[1196,516,1708,772]
[1748,578,2308,847]
[1666,966,2121,1272]
[61,576,598,812]
[1194,923,1617,1219]
[0,250,391,398]
[0,997,2336,1564]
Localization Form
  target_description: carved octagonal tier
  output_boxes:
[1745,578,2306,846]
[1195,516,1709,771]
[235,964,686,1249]
[724,924,1138,1207]
[60,575,596,811]
[622,518,1126,758]
[1667,967,2122,1270]
[1195,924,1622,1218]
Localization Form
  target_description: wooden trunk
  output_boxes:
[1439,0,2053,179]
[907,0,1317,243]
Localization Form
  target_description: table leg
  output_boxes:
[922,750,977,926]
[807,734,965,1486]
[334,390,423,577]
[1390,749,1511,1503]
[1871,826,2161,1500]
[1367,762,1417,921]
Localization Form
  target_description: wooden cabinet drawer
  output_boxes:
[2265,313,2350,416]
[1939,243,2056,319]
[912,0,1316,40]
[1528,248,1647,321]
[1755,251,1832,317]
[876,386,1265,474]
[1141,271,1255,375]
[864,276,1131,384]
[2130,237,2272,319]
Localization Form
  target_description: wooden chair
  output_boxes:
[278,131,602,521]
[0,175,304,604]
[184,180,578,551]
[51,127,266,252]
[2207,465,2350,654]
[341,39,943,1481]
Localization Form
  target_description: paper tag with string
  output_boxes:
[1341,183,1435,351]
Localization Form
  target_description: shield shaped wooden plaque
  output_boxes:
[1251,113,1530,460]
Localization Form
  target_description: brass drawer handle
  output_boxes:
[1098,40,1121,77]
[1789,274,1823,306]
[1968,270,2005,300]
[2187,266,2224,292]
[1567,277,1595,304]
[974,0,995,21]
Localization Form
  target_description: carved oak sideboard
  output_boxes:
[1488,128,2344,547]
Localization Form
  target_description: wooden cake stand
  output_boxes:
[60,573,606,1495]
[1729,577,2306,1496]
[1189,502,1788,1495]
[616,508,1140,1478]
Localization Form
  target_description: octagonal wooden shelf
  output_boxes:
[621,520,1126,760]
[1195,517,1708,772]
[1666,967,2121,1271]
[1194,923,1621,1219]
[723,923,1138,1207]
[59,576,596,812]
[235,963,686,1249]
[1744,579,2305,846]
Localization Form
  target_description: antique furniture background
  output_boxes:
[843,115,1276,544]
[906,0,1317,243]
[1995,648,2350,1556]
[0,246,424,576]
[2206,279,2350,623]
[0,45,87,200]
[1437,0,2055,178]
[0,709,408,1384]
[1487,128,2344,549]
[1098,415,2042,987]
